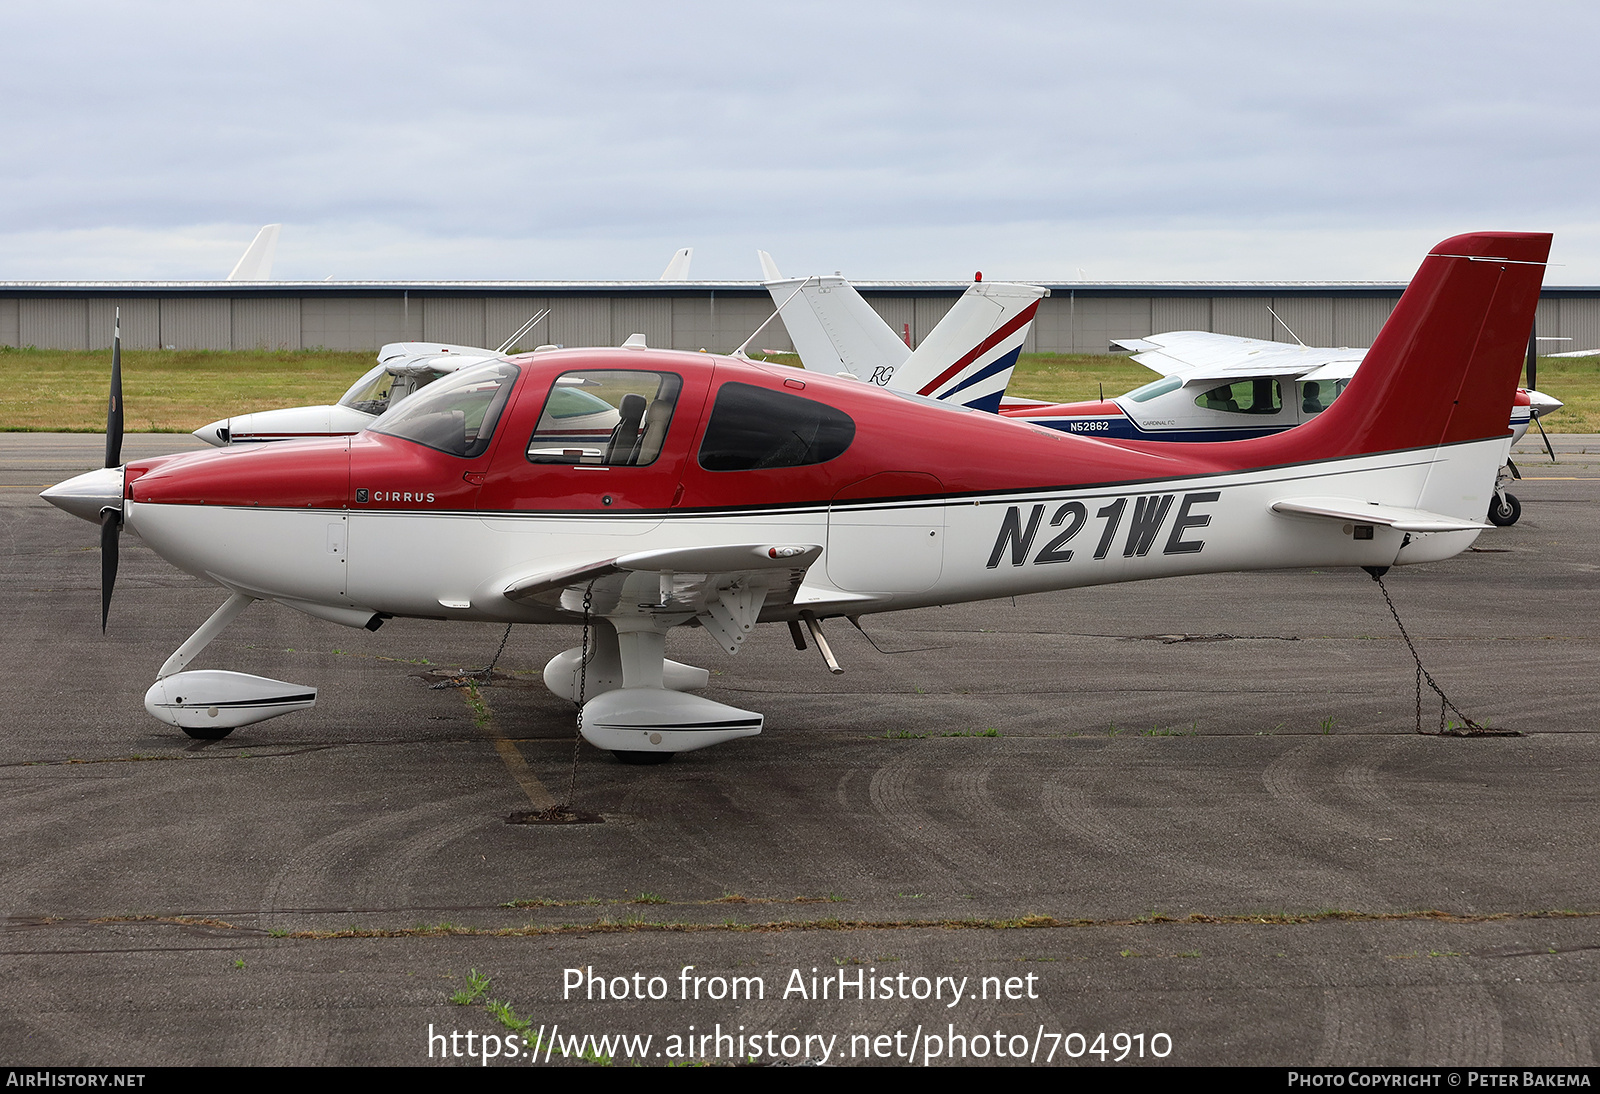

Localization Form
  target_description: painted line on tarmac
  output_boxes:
[467,685,558,810]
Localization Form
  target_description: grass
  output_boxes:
[1009,353,1157,406]
[9,346,1598,433]
[450,967,491,1006]
[1139,723,1199,737]
[0,346,369,432]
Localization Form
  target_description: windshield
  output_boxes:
[338,365,396,415]
[1124,375,1182,403]
[369,361,520,458]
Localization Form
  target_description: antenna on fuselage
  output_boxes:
[731,277,817,360]
[496,308,552,354]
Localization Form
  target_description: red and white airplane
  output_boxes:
[42,232,1547,763]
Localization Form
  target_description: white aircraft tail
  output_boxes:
[760,271,912,382]
[760,252,1046,412]
[659,247,693,280]
[226,224,281,281]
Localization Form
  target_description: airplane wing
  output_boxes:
[1113,331,1366,385]
[376,342,502,376]
[501,542,823,654]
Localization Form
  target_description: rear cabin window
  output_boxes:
[526,370,682,466]
[1194,378,1282,415]
[698,382,855,471]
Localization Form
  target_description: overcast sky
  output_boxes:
[3,1,1597,282]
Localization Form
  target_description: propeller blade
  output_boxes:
[105,309,123,469]
[1534,413,1556,464]
[100,507,119,633]
[1525,324,1537,394]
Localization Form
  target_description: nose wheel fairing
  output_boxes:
[145,670,317,734]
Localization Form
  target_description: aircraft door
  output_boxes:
[476,366,706,526]
[826,472,945,594]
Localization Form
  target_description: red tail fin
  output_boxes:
[1293,232,1550,456]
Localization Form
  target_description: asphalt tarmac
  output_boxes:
[1,432,1596,1067]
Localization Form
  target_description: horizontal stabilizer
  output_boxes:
[1270,497,1490,533]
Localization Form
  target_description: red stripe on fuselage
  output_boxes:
[1001,399,1125,419]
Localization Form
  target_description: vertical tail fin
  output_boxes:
[1289,232,1551,457]
[226,224,281,281]
[659,248,693,280]
[900,282,1049,413]
[761,271,912,381]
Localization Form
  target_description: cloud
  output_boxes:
[3,1,1596,280]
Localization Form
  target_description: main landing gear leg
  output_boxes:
[577,617,763,763]
[541,619,710,702]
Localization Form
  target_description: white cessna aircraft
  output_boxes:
[193,335,541,446]
[43,232,1547,764]
[1001,331,1562,527]
[195,249,693,446]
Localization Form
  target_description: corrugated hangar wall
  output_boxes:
[1,286,1597,354]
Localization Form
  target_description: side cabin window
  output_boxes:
[1195,378,1282,415]
[698,382,855,471]
[526,370,682,466]
[1298,378,1347,415]
[368,361,519,458]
